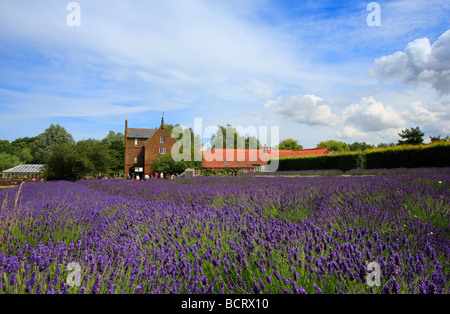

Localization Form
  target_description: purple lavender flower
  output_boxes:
[313,284,322,294]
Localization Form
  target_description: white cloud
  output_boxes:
[341,97,405,132]
[265,94,342,126]
[337,126,368,140]
[370,29,450,95]
[403,101,438,124]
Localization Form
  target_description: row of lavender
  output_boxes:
[0,170,449,293]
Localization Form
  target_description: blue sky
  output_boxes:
[0,0,449,148]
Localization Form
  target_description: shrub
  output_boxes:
[364,142,450,169]
[277,152,364,172]
[275,142,450,171]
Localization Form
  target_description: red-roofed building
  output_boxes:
[202,146,330,173]
[124,116,330,175]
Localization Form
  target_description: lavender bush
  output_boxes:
[0,169,448,294]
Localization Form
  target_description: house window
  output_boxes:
[160,136,165,143]
[159,147,166,154]
[134,139,138,146]
[134,157,138,164]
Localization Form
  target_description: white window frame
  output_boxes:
[160,136,165,143]
[134,157,138,164]
[159,147,166,154]
[134,138,138,146]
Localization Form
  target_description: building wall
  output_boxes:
[144,127,177,174]
[124,120,178,176]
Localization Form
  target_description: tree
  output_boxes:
[276,139,303,150]
[33,124,75,163]
[101,131,125,173]
[101,131,124,146]
[44,143,89,181]
[108,139,125,173]
[0,152,20,172]
[151,154,185,174]
[429,135,450,143]
[316,140,350,153]
[210,125,261,150]
[45,139,115,181]
[348,142,375,152]
[76,139,112,175]
[376,143,395,149]
[19,147,34,164]
[430,135,441,143]
[0,140,14,155]
[397,126,424,145]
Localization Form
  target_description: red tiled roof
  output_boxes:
[277,148,330,158]
[201,148,329,168]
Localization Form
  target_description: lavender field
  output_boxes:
[1,169,449,294]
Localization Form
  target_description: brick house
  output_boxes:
[124,117,177,177]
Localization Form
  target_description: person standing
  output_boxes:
[136,175,140,181]
[160,172,164,179]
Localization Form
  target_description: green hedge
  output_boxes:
[275,142,450,171]
[364,142,450,169]
[277,152,364,172]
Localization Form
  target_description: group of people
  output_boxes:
[129,172,177,181]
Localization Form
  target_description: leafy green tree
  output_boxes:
[45,139,115,181]
[19,147,34,164]
[164,124,176,134]
[0,137,37,163]
[276,138,303,150]
[348,142,375,152]
[397,126,425,145]
[34,124,75,163]
[100,131,125,173]
[429,135,450,143]
[430,135,441,143]
[101,131,124,146]
[0,152,20,172]
[316,140,350,153]
[151,154,179,173]
[76,139,112,175]
[0,140,14,155]
[44,143,89,181]
[11,137,37,153]
[377,143,395,148]
[108,139,125,173]
[210,125,261,149]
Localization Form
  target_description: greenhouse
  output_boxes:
[1,164,45,180]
